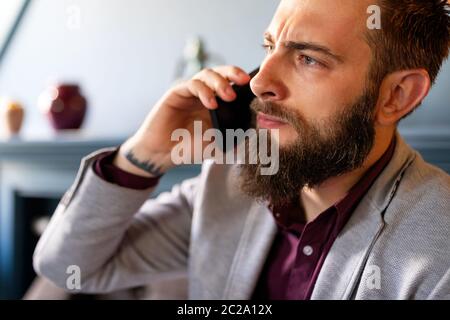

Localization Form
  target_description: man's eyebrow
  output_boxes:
[264,32,343,63]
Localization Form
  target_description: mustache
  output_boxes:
[250,98,305,131]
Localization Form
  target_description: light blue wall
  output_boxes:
[0,0,278,138]
[0,0,448,138]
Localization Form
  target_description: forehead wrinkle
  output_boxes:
[267,0,372,63]
[273,6,305,43]
[268,3,336,53]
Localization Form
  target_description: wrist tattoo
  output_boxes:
[124,150,164,176]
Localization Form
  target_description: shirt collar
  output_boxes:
[269,135,397,230]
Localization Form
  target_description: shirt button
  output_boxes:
[275,213,281,218]
[303,245,314,256]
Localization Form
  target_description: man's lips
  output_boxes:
[257,112,288,129]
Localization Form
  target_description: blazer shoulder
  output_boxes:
[388,153,450,230]
[406,154,450,200]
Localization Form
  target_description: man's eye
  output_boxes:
[261,44,274,53]
[300,55,319,66]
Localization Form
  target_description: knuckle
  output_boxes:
[220,65,239,75]
[229,65,240,73]
[192,72,203,80]
[190,79,203,87]
[193,68,211,79]
[203,68,214,75]
[212,65,226,72]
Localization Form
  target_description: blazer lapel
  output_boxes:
[311,197,385,299]
[222,202,277,299]
[311,133,416,299]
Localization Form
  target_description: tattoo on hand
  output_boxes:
[125,150,164,176]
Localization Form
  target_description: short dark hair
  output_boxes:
[365,0,450,114]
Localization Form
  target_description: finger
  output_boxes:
[194,68,237,102]
[187,79,218,109]
[213,65,251,85]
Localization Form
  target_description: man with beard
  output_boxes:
[34,0,450,299]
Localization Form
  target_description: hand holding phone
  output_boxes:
[209,68,259,150]
[115,66,252,176]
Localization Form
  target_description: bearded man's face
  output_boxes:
[239,0,379,206]
[238,89,377,206]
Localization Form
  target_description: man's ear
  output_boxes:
[375,69,431,125]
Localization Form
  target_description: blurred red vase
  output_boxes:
[39,84,87,130]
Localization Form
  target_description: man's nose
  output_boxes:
[250,59,288,102]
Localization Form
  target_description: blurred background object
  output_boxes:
[173,35,225,82]
[38,84,87,130]
[1,97,25,136]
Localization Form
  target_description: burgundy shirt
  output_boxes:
[94,150,161,189]
[253,138,396,300]
[93,138,396,300]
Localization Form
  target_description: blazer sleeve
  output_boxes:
[33,148,198,294]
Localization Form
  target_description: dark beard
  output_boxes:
[238,89,377,207]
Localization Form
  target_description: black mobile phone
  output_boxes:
[209,68,259,150]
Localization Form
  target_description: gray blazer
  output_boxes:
[33,132,450,299]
